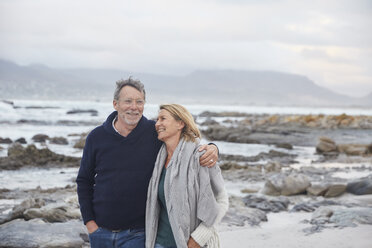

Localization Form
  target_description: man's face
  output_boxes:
[113,86,145,127]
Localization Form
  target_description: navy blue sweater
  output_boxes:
[76,111,162,230]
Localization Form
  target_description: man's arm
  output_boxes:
[76,134,97,233]
[198,143,219,167]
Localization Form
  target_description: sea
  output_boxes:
[1,99,372,194]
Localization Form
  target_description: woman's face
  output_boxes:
[155,109,184,142]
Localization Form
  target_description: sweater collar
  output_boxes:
[104,111,149,140]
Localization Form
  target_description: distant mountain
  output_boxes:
[0,59,370,107]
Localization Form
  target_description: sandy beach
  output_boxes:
[220,211,372,248]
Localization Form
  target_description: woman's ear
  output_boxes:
[178,121,185,130]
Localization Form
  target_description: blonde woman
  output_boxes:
[146,104,228,248]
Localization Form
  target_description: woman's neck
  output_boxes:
[164,136,181,167]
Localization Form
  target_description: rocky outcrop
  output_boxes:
[0,219,87,248]
[304,206,372,234]
[0,143,80,170]
[49,136,68,145]
[24,203,81,222]
[316,136,337,154]
[347,179,372,195]
[0,198,46,224]
[324,184,347,198]
[242,195,290,213]
[32,134,50,143]
[223,196,268,226]
[0,137,12,144]
[15,137,27,144]
[73,133,88,149]
[316,136,372,156]
[0,138,12,144]
[261,173,311,196]
[199,112,372,129]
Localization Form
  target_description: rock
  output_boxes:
[307,183,328,196]
[324,184,347,198]
[310,206,372,229]
[337,144,369,156]
[32,134,50,143]
[0,219,87,248]
[49,136,68,145]
[261,173,311,196]
[24,204,81,222]
[0,137,12,144]
[242,195,289,213]
[347,179,372,195]
[310,206,334,225]
[224,196,268,226]
[316,136,337,154]
[17,119,50,125]
[0,198,46,225]
[263,162,282,173]
[7,142,25,157]
[367,144,372,154]
[329,207,372,227]
[1,144,80,170]
[67,109,98,116]
[219,162,238,170]
[73,133,88,149]
[291,203,317,212]
[201,125,257,144]
[291,200,341,213]
[200,118,219,126]
[275,143,293,150]
[222,207,267,226]
[15,137,27,144]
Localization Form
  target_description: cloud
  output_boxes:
[0,0,371,97]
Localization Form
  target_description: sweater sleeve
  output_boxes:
[76,133,96,224]
[191,164,229,247]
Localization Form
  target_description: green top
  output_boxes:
[155,167,177,247]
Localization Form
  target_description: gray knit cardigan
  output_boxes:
[145,138,227,248]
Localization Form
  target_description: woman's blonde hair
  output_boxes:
[159,104,201,142]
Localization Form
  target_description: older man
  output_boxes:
[76,78,218,248]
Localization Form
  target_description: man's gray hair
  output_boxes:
[114,77,146,101]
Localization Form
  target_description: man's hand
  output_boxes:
[199,144,218,168]
[86,220,99,234]
[187,237,201,248]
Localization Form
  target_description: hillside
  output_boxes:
[0,59,370,107]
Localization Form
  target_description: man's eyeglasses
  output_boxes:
[121,98,145,107]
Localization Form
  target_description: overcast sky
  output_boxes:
[1,0,371,97]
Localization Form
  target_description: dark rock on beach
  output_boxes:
[73,133,89,149]
[32,134,50,143]
[0,137,12,144]
[0,143,80,170]
[67,109,98,116]
[49,136,69,145]
[242,195,290,213]
[17,119,50,125]
[15,137,27,144]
